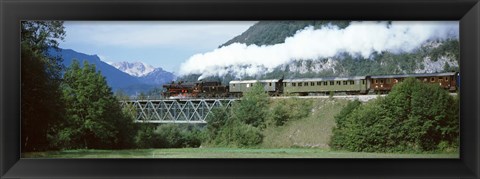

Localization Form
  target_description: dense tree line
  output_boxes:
[330,78,459,152]
[21,21,66,151]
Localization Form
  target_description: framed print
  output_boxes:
[1,0,479,178]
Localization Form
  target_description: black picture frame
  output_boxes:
[1,0,479,178]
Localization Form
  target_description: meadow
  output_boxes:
[23,148,458,158]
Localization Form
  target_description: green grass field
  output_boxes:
[22,148,458,158]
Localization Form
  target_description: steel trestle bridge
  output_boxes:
[120,99,237,124]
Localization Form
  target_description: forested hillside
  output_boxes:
[221,21,351,47]
[263,39,459,79]
[181,21,459,83]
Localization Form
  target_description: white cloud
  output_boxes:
[179,21,459,79]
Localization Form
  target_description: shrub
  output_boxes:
[267,98,313,126]
[214,121,263,147]
[330,78,459,152]
[134,124,159,148]
[330,100,362,149]
[268,101,290,126]
[134,124,204,149]
[156,124,203,148]
[232,82,269,128]
[205,107,230,141]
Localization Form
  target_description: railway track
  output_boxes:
[270,95,387,102]
[129,93,456,102]
[271,93,456,102]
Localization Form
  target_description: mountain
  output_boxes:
[221,21,351,47]
[48,48,175,95]
[49,48,142,89]
[108,61,156,77]
[182,21,459,82]
[260,39,460,79]
[139,68,176,85]
[109,61,176,85]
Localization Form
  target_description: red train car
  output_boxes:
[369,72,458,93]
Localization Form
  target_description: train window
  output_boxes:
[350,81,354,85]
[251,83,254,87]
[445,77,449,81]
[269,82,272,86]
[304,82,308,86]
[246,84,250,88]
[310,82,314,86]
[374,80,378,84]
[292,83,296,87]
[386,79,391,84]
[337,81,341,85]
[233,84,236,87]
[284,83,287,87]
[330,81,334,85]
[343,81,347,85]
[298,82,303,86]
[324,82,328,86]
[317,82,321,86]
[430,77,435,82]
[380,80,384,84]
[362,80,365,85]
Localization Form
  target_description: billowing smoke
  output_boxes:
[179,21,458,80]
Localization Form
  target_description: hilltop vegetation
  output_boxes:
[221,21,351,47]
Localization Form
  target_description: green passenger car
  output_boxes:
[229,79,282,95]
[283,76,369,95]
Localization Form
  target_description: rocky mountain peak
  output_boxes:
[109,61,156,77]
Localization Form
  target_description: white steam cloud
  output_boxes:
[179,21,458,80]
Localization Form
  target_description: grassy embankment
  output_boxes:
[262,98,345,148]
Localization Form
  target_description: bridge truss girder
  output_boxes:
[120,99,237,124]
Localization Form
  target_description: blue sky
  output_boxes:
[59,21,256,73]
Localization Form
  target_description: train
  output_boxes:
[162,72,459,98]
[162,80,229,98]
